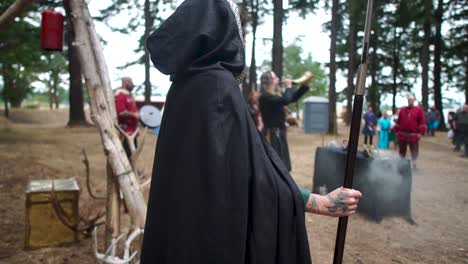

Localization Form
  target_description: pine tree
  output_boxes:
[272,0,284,80]
[65,4,88,127]
[98,0,174,103]
[433,0,446,129]
[0,1,43,114]
[327,0,340,134]
[445,0,467,104]
[420,0,432,110]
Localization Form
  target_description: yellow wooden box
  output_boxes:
[25,178,80,249]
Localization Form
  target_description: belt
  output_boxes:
[397,132,419,136]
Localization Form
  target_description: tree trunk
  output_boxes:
[67,43,87,125]
[369,52,378,113]
[144,0,151,104]
[368,82,378,113]
[54,73,60,109]
[1,65,10,117]
[3,99,8,118]
[433,0,446,130]
[249,0,259,93]
[465,62,468,104]
[10,100,22,108]
[65,0,88,126]
[249,17,257,92]
[48,81,54,110]
[69,0,147,228]
[345,0,357,125]
[392,25,399,114]
[420,0,431,111]
[272,0,284,80]
[368,22,379,114]
[243,0,259,100]
[328,0,339,134]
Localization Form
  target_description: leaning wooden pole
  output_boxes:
[332,0,374,263]
[0,0,34,31]
[69,0,147,228]
[81,5,116,117]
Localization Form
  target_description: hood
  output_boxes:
[146,0,245,82]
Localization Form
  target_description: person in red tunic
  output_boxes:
[115,77,140,157]
[393,95,426,169]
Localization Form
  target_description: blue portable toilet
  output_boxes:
[303,96,329,133]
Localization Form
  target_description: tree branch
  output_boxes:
[0,0,34,31]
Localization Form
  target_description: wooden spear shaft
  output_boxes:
[332,0,374,263]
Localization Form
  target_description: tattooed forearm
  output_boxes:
[311,195,317,209]
[327,193,349,213]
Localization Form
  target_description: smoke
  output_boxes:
[313,147,413,222]
[365,151,406,205]
[359,150,413,221]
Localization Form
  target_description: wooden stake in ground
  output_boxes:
[68,0,147,228]
[0,0,34,31]
[105,162,121,254]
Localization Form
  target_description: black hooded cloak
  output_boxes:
[141,0,312,263]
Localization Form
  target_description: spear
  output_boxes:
[332,0,374,263]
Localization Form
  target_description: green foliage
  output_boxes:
[0,3,43,107]
[0,1,70,108]
[282,40,328,97]
[373,1,420,93]
[240,0,271,23]
[334,0,466,111]
[289,0,320,16]
[334,0,423,110]
[38,53,69,106]
[260,39,328,108]
[444,0,467,96]
[24,104,41,109]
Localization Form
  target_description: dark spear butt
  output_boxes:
[332,94,364,264]
[332,0,374,263]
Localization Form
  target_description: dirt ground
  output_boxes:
[0,109,467,264]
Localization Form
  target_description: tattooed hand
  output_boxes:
[305,187,362,217]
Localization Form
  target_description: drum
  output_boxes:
[139,105,162,128]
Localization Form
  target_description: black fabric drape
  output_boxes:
[141,1,311,263]
[264,128,292,171]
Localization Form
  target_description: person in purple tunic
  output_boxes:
[363,106,377,146]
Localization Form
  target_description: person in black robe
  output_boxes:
[259,71,309,172]
[141,1,362,263]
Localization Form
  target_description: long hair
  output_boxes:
[260,71,279,95]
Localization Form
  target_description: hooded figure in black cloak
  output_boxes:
[141,0,362,263]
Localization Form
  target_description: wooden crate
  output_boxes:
[25,178,80,249]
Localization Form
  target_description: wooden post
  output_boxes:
[105,162,121,254]
[69,0,147,228]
